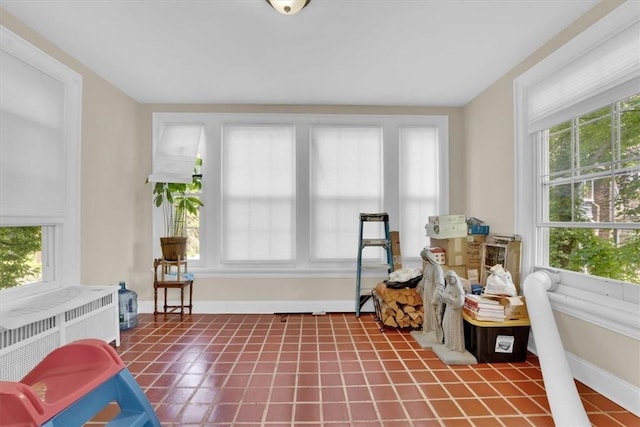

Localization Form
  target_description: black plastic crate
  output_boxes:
[463,313,531,363]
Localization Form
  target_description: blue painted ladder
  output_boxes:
[355,213,394,317]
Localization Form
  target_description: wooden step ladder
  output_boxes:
[355,213,394,317]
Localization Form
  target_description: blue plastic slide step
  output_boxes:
[108,410,150,427]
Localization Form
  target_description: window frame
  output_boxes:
[152,112,449,277]
[514,2,640,340]
[0,26,82,297]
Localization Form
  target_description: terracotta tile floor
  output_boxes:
[103,313,638,426]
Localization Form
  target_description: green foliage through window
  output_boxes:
[0,226,42,289]
[545,94,640,284]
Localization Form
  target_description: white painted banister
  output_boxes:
[523,270,590,427]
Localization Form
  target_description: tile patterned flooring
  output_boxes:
[106,313,638,426]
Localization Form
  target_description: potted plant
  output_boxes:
[152,158,203,261]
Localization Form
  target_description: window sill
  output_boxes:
[185,259,424,279]
[185,266,364,279]
[547,282,640,340]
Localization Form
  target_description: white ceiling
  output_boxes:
[1,0,600,106]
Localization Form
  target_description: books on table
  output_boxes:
[463,294,505,322]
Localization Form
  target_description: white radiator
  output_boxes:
[0,285,120,381]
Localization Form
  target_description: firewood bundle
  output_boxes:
[374,282,424,328]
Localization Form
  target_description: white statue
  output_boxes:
[442,270,466,352]
[420,248,445,341]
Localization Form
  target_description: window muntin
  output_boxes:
[539,94,640,284]
[183,156,203,261]
[185,197,201,261]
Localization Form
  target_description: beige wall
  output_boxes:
[463,0,638,388]
[555,311,640,387]
[136,104,465,302]
[2,0,637,390]
[463,0,625,231]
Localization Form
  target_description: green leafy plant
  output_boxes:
[152,158,203,237]
[546,94,639,284]
[0,226,41,289]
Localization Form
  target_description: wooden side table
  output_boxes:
[153,258,193,316]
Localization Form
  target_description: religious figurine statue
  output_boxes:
[442,270,466,352]
[419,248,445,340]
[432,273,445,344]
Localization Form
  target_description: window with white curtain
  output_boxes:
[222,125,295,263]
[310,126,383,261]
[0,27,82,292]
[399,127,441,260]
[515,2,639,335]
[152,113,448,275]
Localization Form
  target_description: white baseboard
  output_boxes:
[566,351,640,417]
[138,298,376,315]
[528,339,639,417]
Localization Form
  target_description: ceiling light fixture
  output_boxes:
[265,0,310,15]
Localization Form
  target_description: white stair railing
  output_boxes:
[523,270,590,427]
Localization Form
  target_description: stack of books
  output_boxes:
[463,294,505,322]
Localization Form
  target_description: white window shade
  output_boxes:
[222,125,295,262]
[310,126,383,260]
[148,123,203,184]
[399,127,440,257]
[0,50,65,225]
[528,18,640,132]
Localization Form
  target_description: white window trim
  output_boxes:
[152,112,449,278]
[514,2,640,340]
[0,26,82,299]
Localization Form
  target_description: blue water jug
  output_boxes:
[118,281,138,330]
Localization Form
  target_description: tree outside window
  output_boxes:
[0,226,42,289]
[545,94,640,284]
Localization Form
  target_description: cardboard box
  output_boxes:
[430,237,467,266]
[463,313,531,363]
[390,231,402,271]
[426,222,467,239]
[466,235,485,270]
[430,235,485,267]
[428,214,466,225]
[498,296,528,320]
